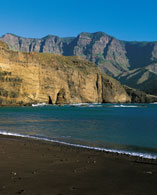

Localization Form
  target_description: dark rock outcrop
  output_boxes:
[124,86,157,103]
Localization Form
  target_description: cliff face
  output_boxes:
[0,32,131,77]
[2,33,157,75]
[0,34,64,54]
[1,32,157,95]
[0,41,131,105]
[64,32,130,77]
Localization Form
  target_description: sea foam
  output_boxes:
[32,103,48,107]
[0,131,156,160]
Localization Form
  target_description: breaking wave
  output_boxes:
[0,131,156,160]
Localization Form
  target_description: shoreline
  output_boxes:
[0,101,157,107]
[0,134,157,195]
[0,131,157,161]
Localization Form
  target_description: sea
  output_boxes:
[0,103,157,159]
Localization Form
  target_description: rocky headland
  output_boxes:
[0,40,156,106]
[0,41,132,105]
[1,32,157,95]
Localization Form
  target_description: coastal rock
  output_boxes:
[0,41,131,105]
[124,86,157,103]
[1,32,157,95]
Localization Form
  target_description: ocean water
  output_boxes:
[0,103,157,159]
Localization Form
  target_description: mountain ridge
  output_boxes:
[1,32,157,95]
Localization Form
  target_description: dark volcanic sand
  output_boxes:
[0,135,156,195]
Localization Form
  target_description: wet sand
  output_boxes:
[0,135,156,195]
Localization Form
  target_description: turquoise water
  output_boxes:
[0,103,157,159]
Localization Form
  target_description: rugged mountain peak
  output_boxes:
[79,31,111,39]
[42,35,59,39]
[0,32,132,77]
[2,33,19,38]
[1,32,157,95]
[1,32,157,72]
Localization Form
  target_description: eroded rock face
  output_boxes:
[0,34,64,54]
[124,86,157,103]
[1,32,157,79]
[0,41,131,105]
[56,88,67,104]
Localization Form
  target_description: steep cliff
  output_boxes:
[0,32,131,77]
[1,33,157,76]
[1,32,157,95]
[0,41,131,105]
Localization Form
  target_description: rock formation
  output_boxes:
[0,41,132,105]
[1,32,157,95]
[117,63,157,95]
[124,86,157,103]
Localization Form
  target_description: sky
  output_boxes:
[0,0,157,41]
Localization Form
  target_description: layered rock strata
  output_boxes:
[1,32,157,95]
[0,41,131,105]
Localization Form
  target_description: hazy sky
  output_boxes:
[0,0,156,41]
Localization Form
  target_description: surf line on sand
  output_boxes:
[0,131,156,160]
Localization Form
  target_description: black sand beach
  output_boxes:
[0,135,156,195]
